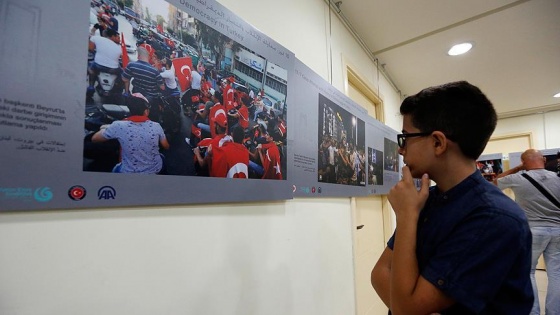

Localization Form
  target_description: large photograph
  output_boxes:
[84,0,288,180]
[317,94,365,186]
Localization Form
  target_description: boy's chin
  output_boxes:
[408,168,424,179]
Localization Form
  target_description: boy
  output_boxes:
[371,81,533,314]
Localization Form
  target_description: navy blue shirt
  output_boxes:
[388,171,533,314]
[122,60,163,98]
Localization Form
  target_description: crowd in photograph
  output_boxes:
[318,134,366,185]
[85,0,287,179]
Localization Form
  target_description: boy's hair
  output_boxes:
[105,28,118,38]
[127,95,149,116]
[400,81,497,159]
[213,91,222,102]
[231,125,245,144]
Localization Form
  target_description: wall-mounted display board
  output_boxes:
[509,148,560,175]
[286,60,399,197]
[476,153,504,182]
[0,0,295,211]
[365,119,401,195]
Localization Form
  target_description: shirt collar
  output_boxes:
[430,170,483,204]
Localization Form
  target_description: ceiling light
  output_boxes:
[554,92,560,98]
[448,42,473,56]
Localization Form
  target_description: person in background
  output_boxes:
[160,58,179,97]
[210,125,250,178]
[256,132,282,180]
[90,15,106,37]
[371,81,533,314]
[193,110,228,177]
[495,149,560,315]
[102,13,118,32]
[194,90,222,135]
[122,47,165,122]
[87,28,122,98]
[92,93,169,174]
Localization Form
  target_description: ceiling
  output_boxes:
[331,0,560,117]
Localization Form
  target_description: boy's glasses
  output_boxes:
[397,132,432,148]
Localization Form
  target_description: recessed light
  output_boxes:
[448,42,473,56]
[554,92,560,98]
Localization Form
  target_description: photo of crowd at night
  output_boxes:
[368,147,383,185]
[317,94,365,186]
[383,138,399,172]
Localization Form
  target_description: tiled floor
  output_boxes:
[535,269,548,314]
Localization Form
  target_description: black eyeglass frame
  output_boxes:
[397,132,432,148]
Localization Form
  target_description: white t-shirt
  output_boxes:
[160,65,178,89]
[90,35,122,69]
[191,70,202,90]
[497,169,560,227]
[328,145,337,165]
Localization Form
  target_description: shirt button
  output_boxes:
[443,195,448,200]
[437,279,445,286]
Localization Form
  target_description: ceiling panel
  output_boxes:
[335,0,560,115]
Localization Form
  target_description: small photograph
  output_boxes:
[367,147,383,185]
[83,0,288,179]
[383,138,399,172]
[317,94,366,186]
[476,158,503,182]
[544,151,560,176]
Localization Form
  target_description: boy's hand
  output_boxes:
[388,166,430,220]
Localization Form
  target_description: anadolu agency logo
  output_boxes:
[0,187,53,202]
[97,186,116,200]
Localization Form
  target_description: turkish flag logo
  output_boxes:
[68,185,87,201]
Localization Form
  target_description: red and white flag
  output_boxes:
[120,32,129,68]
[261,142,283,180]
[172,57,193,92]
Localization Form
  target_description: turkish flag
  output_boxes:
[209,103,227,138]
[191,124,202,139]
[261,142,283,180]
[237,105,249,129]
[172,57,193,92]
[120,32,129,68]
[223,84,234,109]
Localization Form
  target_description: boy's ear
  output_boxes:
[431,131,448,155]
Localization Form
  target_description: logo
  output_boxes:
[300,186,310,194]
[98,186,116,200]
[33,187,53,202]
[68,185,87,201]
[317,187,322,193]
[311,187,316,193]
[1,187,52,203]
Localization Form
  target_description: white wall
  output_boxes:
[493,109,560,150]
[0,200,357,315]
[0,0,403,314]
